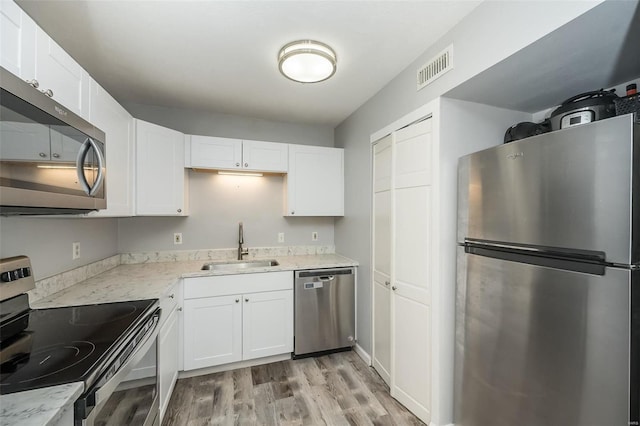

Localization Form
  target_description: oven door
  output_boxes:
[75,312,160,426]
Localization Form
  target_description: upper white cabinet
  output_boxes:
[34,28,91,120]
[189,135,288,172]
[284,144,344,216]
[0,0,36,79]
[87,81,134,217]
[135,119,189,216]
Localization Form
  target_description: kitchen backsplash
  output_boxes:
[28,245,335,302]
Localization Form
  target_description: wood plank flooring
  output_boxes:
[163,351,426,426]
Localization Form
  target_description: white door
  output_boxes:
[391,119,432,424]
[183,295,242,370]
[158,306,179,421]
[242,290,293,360]
[285,144,344,216]
[190,135,242,170]
[372,135,392,384]
[242,140,288,172]
[87,81,134,217]
[0,0,36,79]
[35,28,90,119]
[135,119,186,216]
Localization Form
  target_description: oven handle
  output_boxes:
[83,312,160,425]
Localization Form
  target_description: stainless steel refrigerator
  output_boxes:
[455,114,639,426]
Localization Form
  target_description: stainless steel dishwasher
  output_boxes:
[294,268,355,358]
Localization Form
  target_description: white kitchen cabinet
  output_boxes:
[86,81,134,217]
[34,28,91,119]
[183,295,243,370]
[284,144,344,216]
[182,271,293,371]
[242,289,293,360]
[188,135,288,172]
[0,0,36,79]
[135,119,189,216]
[158,304,180,421]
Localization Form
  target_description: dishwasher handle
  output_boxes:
[318,275,335,282]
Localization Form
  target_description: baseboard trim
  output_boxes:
[430,423,454,426]
[354,343,371,365]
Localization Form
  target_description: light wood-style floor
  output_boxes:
[162,351,426,426]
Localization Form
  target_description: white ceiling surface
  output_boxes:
[17,1,482,127]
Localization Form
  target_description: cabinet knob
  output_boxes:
[168,294,175,299]
[40,88,54,97]
[177,208,182,213]
[245,298,249,302]
[39,152,47,158]
[178,307,183,311]
[291,211,295,215]
[52,153,60,158]
[25,79,39,88]
[384,281,390,286]
[236,162,240,167]
[392,286,397,291]
[235,299,240,303]
[244,162,248,167]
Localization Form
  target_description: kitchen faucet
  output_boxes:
[238,222,249,260]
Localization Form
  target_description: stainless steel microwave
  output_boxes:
[0,66,106,215]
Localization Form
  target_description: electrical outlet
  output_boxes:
[72,242,80,260]
[174,233,183,245]
[278,232,285,243]
[312,231,318,241]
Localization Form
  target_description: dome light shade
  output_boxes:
[278,40,337,83]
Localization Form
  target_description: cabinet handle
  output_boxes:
[178,307,183,311]
[25,79,39,88]
[40,88,54,97]
[168,294,175,299]
[235,299,240,303]
[384,281,390,286]
[39,152,47,158]
[244,162,248,167]
[291,211,295,215]
[245,298,249,302]
[52,153,60,158]
[392,286,397,291]
[177,208,182,213]
[236,162,240,167]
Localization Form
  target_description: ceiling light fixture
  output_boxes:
[278,40,337,83]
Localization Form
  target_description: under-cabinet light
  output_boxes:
[216,170,264,177]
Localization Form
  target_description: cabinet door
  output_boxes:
[158,306,179,422]
[34,28,90,119]
[135,119,187,216]
[190,135,242,170]
[242,289,293,360]
[183,295,242,370]
[87,81,134,217]
[242,140,288,172]
[0,0,36,79]
[285,145,344,216]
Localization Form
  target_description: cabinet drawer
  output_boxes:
[159,281,181,328]
[184,271,293,299]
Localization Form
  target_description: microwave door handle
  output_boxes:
[76,138,92,195]
[86,137,105,196]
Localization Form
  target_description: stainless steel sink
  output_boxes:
[201,259,279,271]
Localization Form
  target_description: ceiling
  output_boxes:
[17,1,481,127]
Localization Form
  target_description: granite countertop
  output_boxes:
[32,253,358,309]
[0,382,83,426]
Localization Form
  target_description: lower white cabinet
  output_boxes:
[158,305,180,421]
[182,271,293,371]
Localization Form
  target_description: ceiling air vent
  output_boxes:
[417,45,453,91]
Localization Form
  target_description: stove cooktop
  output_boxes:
[0,299,157,395]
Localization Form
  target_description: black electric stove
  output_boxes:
[0,297,158,395]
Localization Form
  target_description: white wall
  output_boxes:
[118,172,334,252]
[335,0,601,363]
[0,217,118,280]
